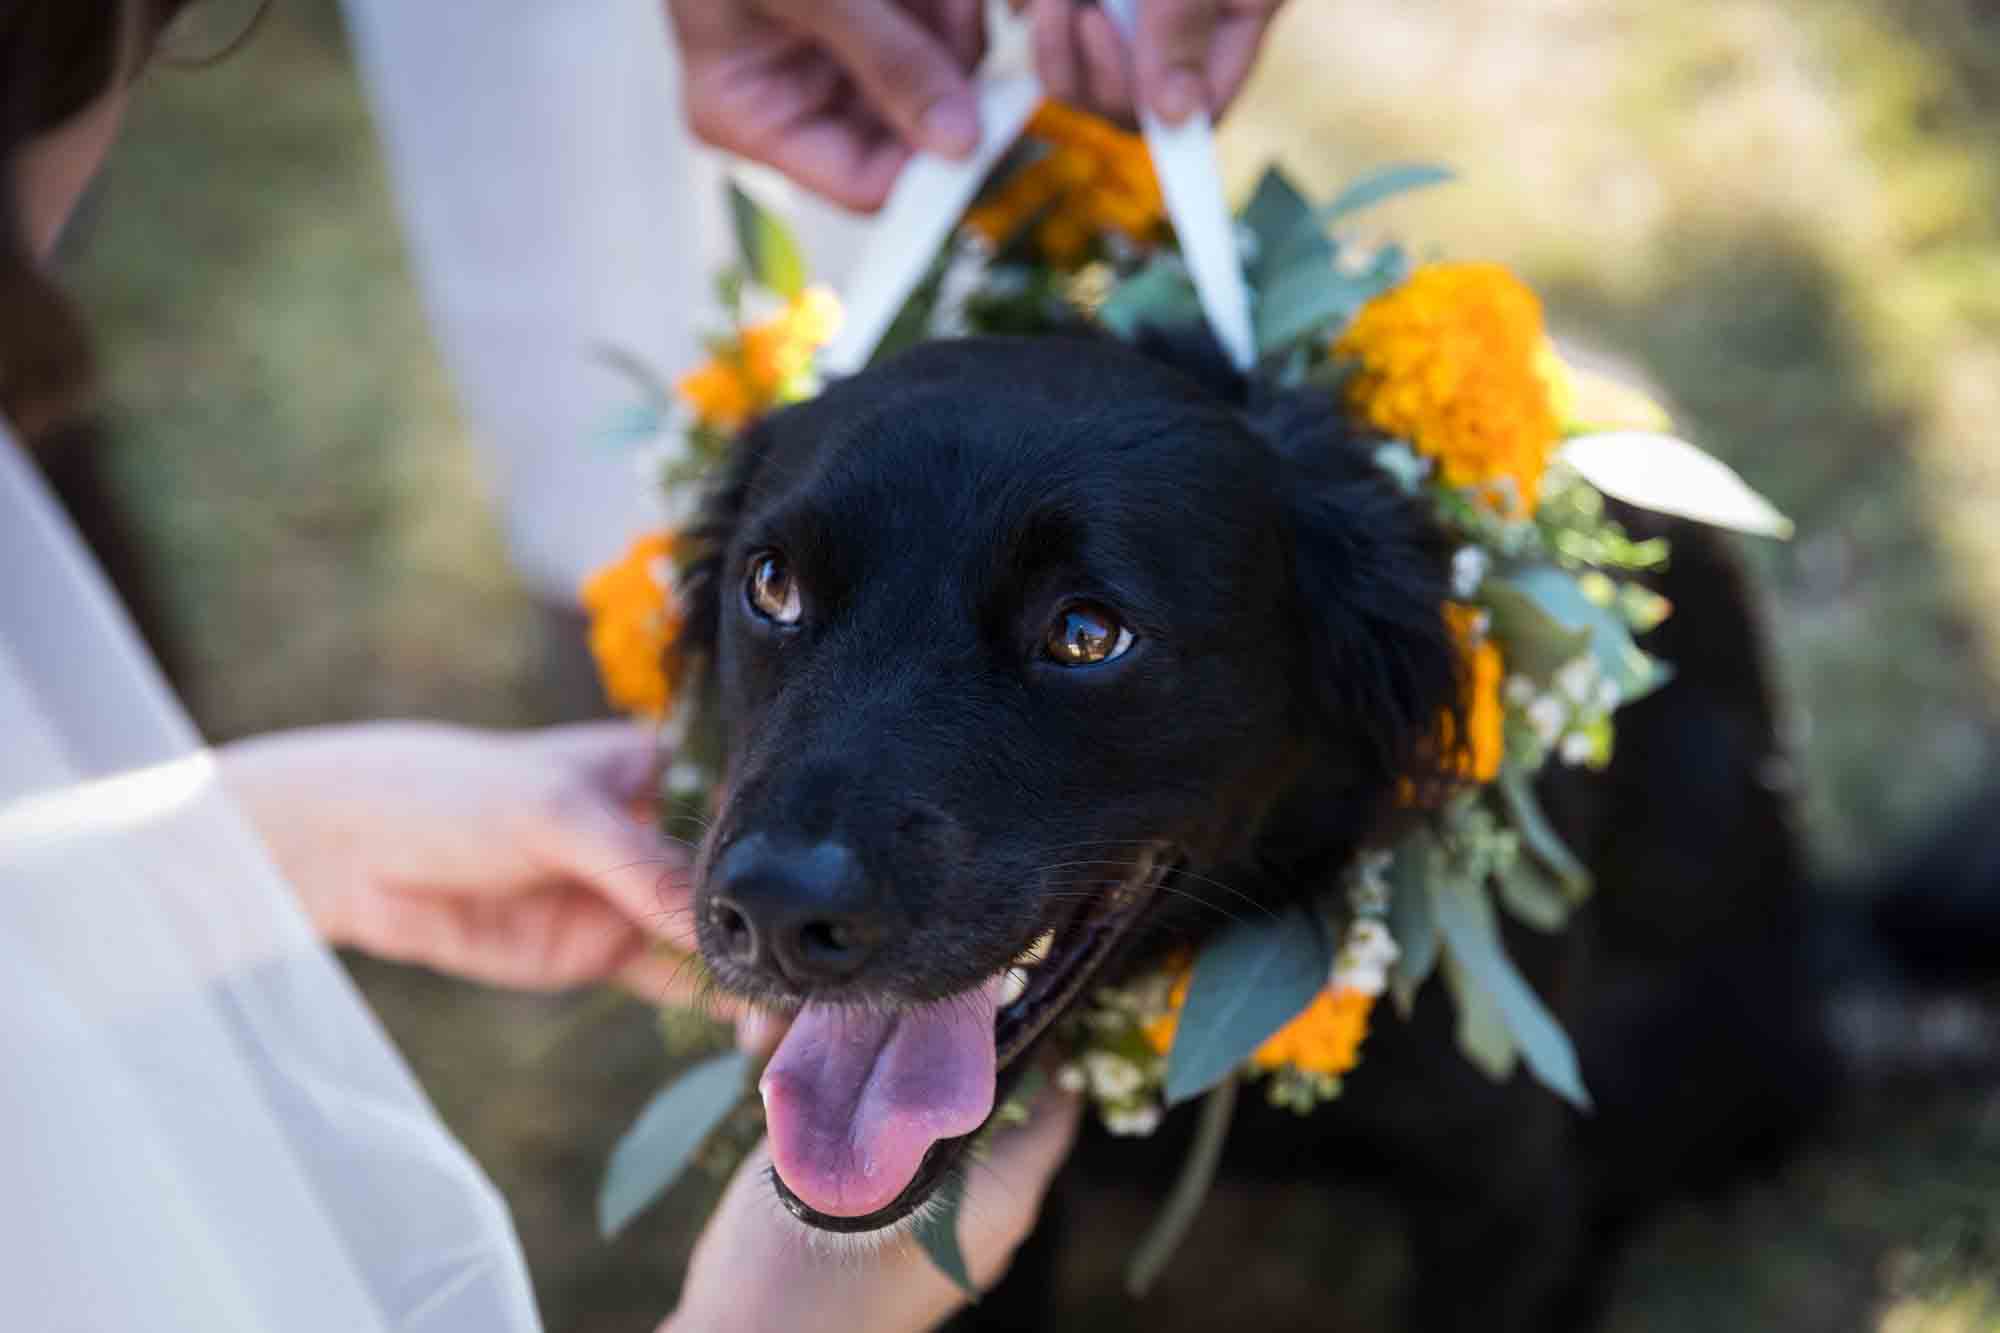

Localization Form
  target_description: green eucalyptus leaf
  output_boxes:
[912,1172,977,1298]
[1428,875,1592,1109]
[1240,167,1315,264]
[598,1048,751,1238]
[1495,767,1592,900]
[1387,836,1442,1017]
[1560,432,1795,539]
[1481,577,1593,681]
[1490,565,1670,702]
[729,182,808,299]
[1495,855,1571,933]
[1162,903,1333,1105]
[1099,258,1201,338]
[1441,950,1516,1079]
[593,342,675,415]
[1126,1076,1239,1296]
[1255,266,1371,355]
[1316,162,1457,225]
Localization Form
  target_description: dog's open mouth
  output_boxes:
[761,844,1175,1233]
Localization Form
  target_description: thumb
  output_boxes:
[790,0,982,158]
[1135,0,1217,125]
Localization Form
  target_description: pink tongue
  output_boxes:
[760,979,1000,1219]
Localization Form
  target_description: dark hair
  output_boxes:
[0,0,194,444]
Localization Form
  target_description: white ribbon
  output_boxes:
[820,3,1256,377]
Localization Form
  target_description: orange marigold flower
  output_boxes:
[675,285,844,432]
[1440,603,1505,783]
[1142,965,1376,1079]
[675,359,754,433]
[1335,263,1560,516]
[963,100,1164,266]
[1249,987,1374,1076]
[580,530,685,718]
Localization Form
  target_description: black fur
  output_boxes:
[682,330,1835,1330]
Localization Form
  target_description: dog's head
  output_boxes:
[678,333,1458,1230]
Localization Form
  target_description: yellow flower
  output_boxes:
[675,359,755,433]
[1142,965,1376,1079]
[1248,987,1374,1076]
[580,531,685,718]
[964,100,1165,266]
[1440,603,1505,784]
[675,285,844,432]
[1335,263,1559,516]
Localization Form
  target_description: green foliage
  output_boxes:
[1427,848,1591,1109]
[1162,904,1333,1105]
[1125,1076,1239,1296]
[728,182,807,299]
[1496,766,1592,900]
[598,1049,751,1238]
[1099,256,1202,338]
[1489,564,1670,702]
[913,1173,977,1299]
[1387,838,1441,1017]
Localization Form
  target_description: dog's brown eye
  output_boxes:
[1045,603,1134,666]
[746,551,802,625]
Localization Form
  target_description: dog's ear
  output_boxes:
[675,415,781,664]
[1252,386,1462,791]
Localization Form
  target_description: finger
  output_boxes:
[741,113,913,212]
[1204,9,1281,116]
[1030,0,1081,105]
[927,0,988,74]
[958,1090,1083,1286]
[783,0,980,158]
[1076,7,1135,124]
[1135,0,1218,124]
[525,719,662,798]
[613,943,747,1020]
[525,776,697,947]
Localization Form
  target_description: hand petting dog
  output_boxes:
[220,721,708,1000]
[667,0,1289,210]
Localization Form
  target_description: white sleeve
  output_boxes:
[0,434,542,1333]
[337,0,870,604]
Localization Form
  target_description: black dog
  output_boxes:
[678,330,1834,1330]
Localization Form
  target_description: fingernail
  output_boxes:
[1157,69,1204,124]
[921,94,980,158]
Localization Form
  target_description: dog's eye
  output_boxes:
[1044,602,1134,666]
[745,551,803,625]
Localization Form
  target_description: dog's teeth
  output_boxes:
[1000,967,1031,1008]
[1016,930,1055,968]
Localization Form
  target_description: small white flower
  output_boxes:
[1330,962,1390,997]
[1055,1063,1088,1095]
[1103,1103,1164,1137]
[1554,656,1599,705]
[1558,732,1596,766]
[1595,678,1622,712]
[1451,546,1490,599]
[1527,695,1568,744]
[1504,674,1537,707]
[666,762,705,796]
[1084,1051,1145,1102]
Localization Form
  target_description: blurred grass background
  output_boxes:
[53,0,2000,1328]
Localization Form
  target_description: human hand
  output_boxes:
[219,720,706,1002]
[666,0,987,212]
[1012,0,1287,126]
[662,1088,1082,1332]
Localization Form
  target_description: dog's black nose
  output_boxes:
[707,837,885,989]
